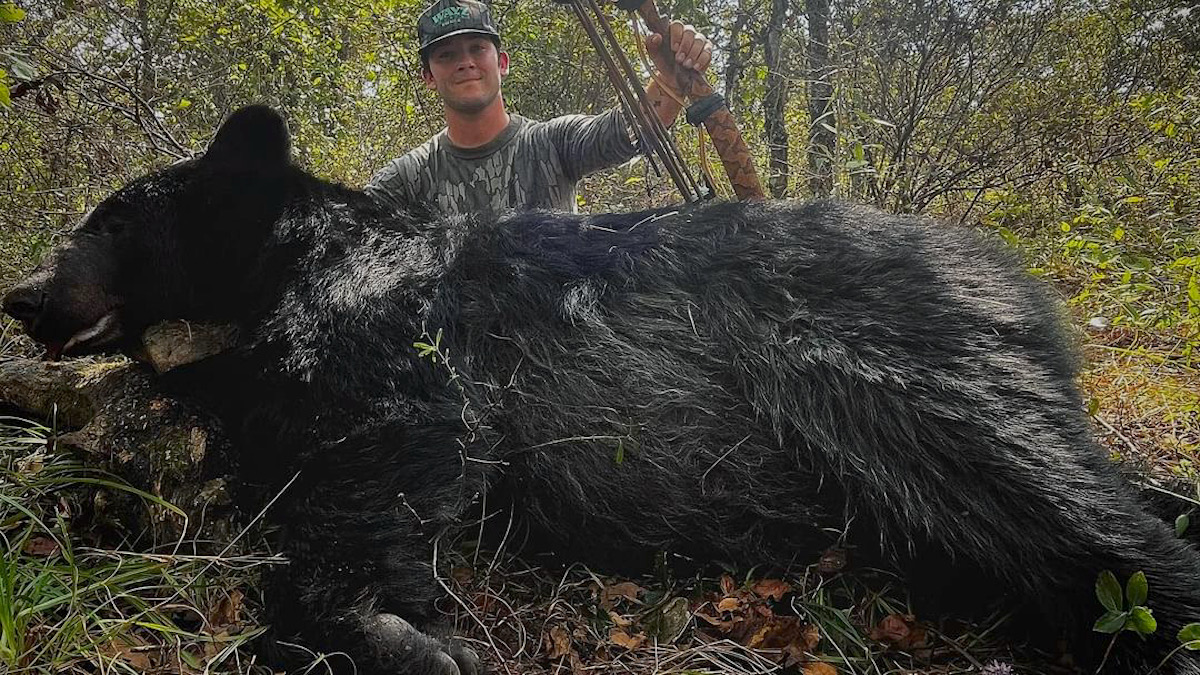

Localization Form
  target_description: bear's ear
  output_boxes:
[204,105,291,168]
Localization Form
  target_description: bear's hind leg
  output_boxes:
[800,380,1200,672]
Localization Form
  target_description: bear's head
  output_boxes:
[3,106,295,359]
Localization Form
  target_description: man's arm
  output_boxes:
[546,109,641,182]
[547,21,714,182]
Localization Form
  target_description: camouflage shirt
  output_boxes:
[365,108,637,217]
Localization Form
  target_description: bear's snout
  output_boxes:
[2,282,47,330]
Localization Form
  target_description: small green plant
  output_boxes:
[1179,622,1200,650]
[414,325,466,394]
[413,326,445,365]
[1148,620,1200,670]
[1094,570,1157,671]
[1095,570,1157,635]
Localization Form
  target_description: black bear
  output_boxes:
[5,105,1199,674]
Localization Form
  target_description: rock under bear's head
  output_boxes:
[3,106,296,359]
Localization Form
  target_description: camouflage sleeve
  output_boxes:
[364,146,430,213]
[544,108,639,182]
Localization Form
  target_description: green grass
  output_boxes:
[0,416,271,674]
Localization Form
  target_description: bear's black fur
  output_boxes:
[6,105,1200,674]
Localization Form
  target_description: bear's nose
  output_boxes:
[2,286,46,324]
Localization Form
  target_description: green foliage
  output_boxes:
[979,88,1200,364]
[1180,622,1200,650]
[1096,570,1124,614]
[0,0,1195,246]
[414,326,444,364]
[0,417,266,673]
[0,3,23,23]
[0,1,25,109]
[1094,571,1157,636]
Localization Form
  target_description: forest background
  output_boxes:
[0,0,1198,672]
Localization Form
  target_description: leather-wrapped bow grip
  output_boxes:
[623,0,765,200]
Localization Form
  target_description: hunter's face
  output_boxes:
[423,35,509,114]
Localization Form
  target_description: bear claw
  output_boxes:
[445,643,482,675]
[433,650,462,675]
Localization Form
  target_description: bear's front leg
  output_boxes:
[261,552,480,675]
[263,421,492,675]
[364,613,481,675]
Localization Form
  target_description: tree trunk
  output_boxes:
[762,0,791,198]
[136,0,155,104]
[0,322,240,541]
[723,1,755,115]
[805,0,835,197]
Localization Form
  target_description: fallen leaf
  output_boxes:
[609,628,645,650]
[203,630,232,659]
[869,613,927,650]
[696,607,739,638]
[749,615,810,649]
[608,610,633,627]
[23,536,60,557]
[802,623,820,650]
[547,624,572,659]
[752,578,792,601]
[746,623,772,648]
[782,642,808,668]
[803,663,838,675]
[717,596,741,612]
[17,452,45,476]
[569,652,587,675]
[781,623,821,666]
[209,589,244,630]
[601,581,645,609]
[94,637,155,671]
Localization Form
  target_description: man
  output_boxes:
[365,0,713,217]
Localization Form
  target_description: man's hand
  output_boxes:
[646,21,713,91]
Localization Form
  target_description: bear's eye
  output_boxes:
[79,204,129,236]
[100,216,130,236]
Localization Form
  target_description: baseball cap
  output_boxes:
[417,0,501,54]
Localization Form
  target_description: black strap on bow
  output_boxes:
[685,92,725,126]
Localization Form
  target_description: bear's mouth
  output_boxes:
[45,310,123,361]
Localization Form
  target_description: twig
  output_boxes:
[1092,412,1142,458]
[432,535,514,675]
[36,44,191,158]
[701,433,753,489]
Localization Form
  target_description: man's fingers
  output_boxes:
[683,35,706,69]
[693,41,713,72]
[652,20,711,74]
[672,24,694,61]
[668,21,686,51]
